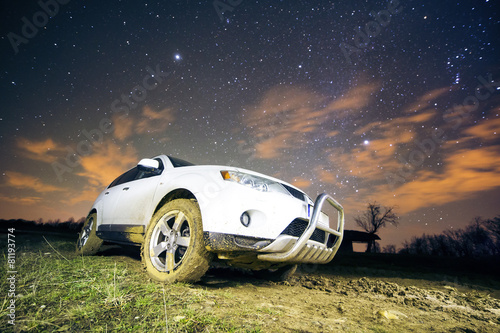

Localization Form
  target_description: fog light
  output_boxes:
[240,212,251,227]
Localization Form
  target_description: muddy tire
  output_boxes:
[76,212,103,255]
[141,199,212,283]
[254,264,298,282]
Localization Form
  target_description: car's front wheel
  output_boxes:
[141,199,212,283]
[76,212,103,255]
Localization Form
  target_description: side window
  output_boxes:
[107,158,164,188]
[108,167,139,188]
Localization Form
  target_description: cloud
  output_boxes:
[112,106,175,141]
[65,187,105,206]
[315,167,342,187]
[290,177,312,189]
[112,114,135,141]
[136,106,175,135]
[329,110,437,182]
[254,133,293,159]
[1,105,176,219]
[314,88,500,215]
[327,130,340,138]
[244,84,378,159]
[64,140,138,205]
[16,138,66,163]
[5,171,65,193]
[403,86,451,114]
[373,146,500,214]
[327,145,401,181]
[463,117,500,141]
[76,140,138,189]
[324,84,378,112]
[0,195,42,205]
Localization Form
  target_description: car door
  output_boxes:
[107,160,165,226]
[101,167,140,225]
[111,174,162,226]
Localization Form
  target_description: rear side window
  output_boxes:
[108,158,165,188]
[108,167,139,188]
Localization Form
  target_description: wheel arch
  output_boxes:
[142,198,212,283]
[153,188,197,216]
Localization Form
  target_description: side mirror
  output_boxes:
[138,158,160,170]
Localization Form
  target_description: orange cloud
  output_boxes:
[331,111,437,182]
[390,110,436,125]
[315,91,500,215]
[291,177,312,189]
[0,195,42,205]
[327,145,400,181]
[254,133,292,159]
[244,84,378,159]
[136,106,175,135]
[17,137,65,163]
[5,171,65,193]
[315,167,343,187]
[403,86,451,114]
[76,140,138,189]
[65,187,103,205]
[373,146,500,213]
[112,114,134,141]
[327,130,339,138]
[325,84,378,112]
[112,105,175,141]
[463,117,500,141]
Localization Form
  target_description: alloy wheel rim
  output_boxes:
[149,210,191,273]
[78,217,93,249]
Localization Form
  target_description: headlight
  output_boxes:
[220,170,290,195]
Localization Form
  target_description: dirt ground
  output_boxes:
[195,263,500,333]
[94,241,500,332]
[3,232,498,332]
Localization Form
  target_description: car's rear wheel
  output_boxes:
[76,212,103,255]
[254,264,298,282]
[141,199,212,283]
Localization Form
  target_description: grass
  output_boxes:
[4,232,497,332]
[0,233,260,332]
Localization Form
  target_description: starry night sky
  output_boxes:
[1,0,499,249]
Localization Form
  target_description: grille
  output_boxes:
[327,234,338,248]
[280,219,326,244]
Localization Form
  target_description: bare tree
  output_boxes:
[355,202,399,253]
[400,215,500,257]
[483,216,500,238]
[382,244,397,254]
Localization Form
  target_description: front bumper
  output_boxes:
[258,193,344,264]
[205,193,344,265]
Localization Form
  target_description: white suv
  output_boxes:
[76,155,344,283]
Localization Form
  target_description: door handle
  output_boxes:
[123,187,130,191]
[105,191,109,195]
